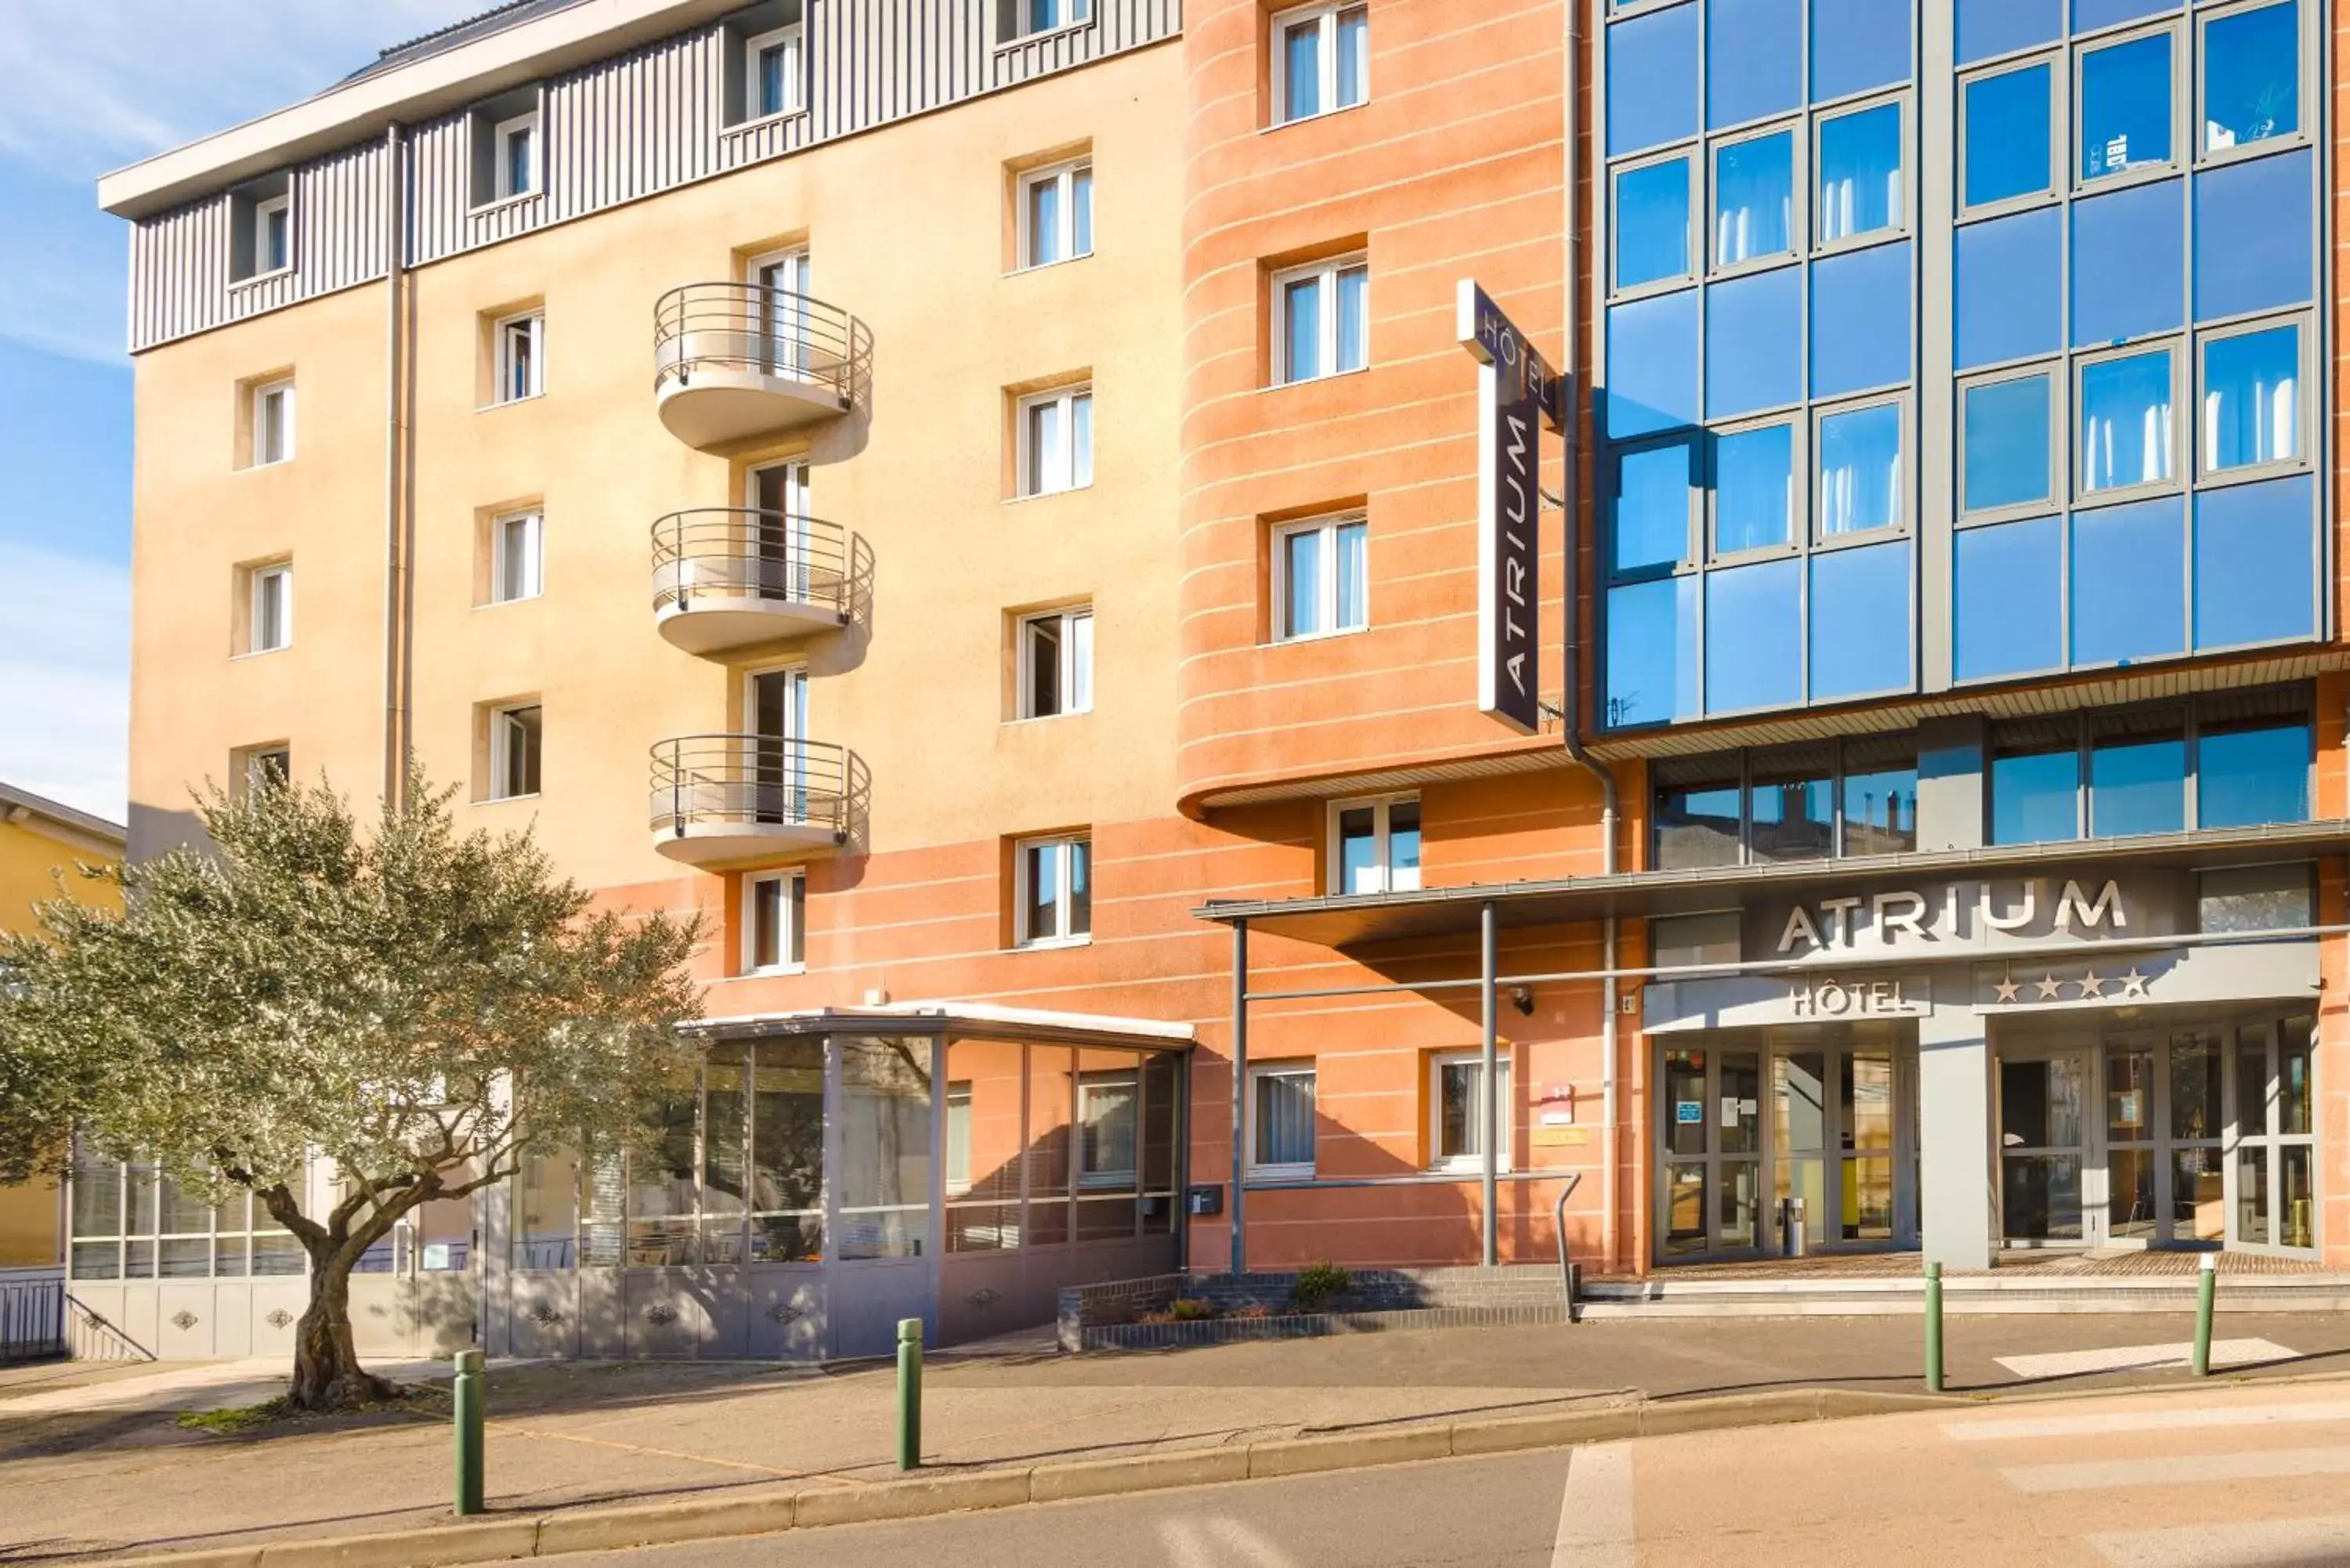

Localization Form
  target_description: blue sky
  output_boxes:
[0,0,483,821]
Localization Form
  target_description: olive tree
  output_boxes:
[0,771,701,1411]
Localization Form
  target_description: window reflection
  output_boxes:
[2202,326,2298,471]
[2197,691,2309,828]
[2204,2,2298,152]
[1748,745,1834,862]
[750,1039,824,1263]
[1817,103,1901,243]
[1716,424,1794,553]
[1962,374,2050,512]
[1989,718,2078,845]
[1652,757,1743,869]
[2081,349,2174,492]
[2070,497,2185,667]
[1614,440,1696,573]
[1817,404,1901,536]
[1605,575,1701,728]
[1963,63,2050,208]
[2081,32,2172,181]
[1840,735,1917,855]
[2088,706,2186,837]
[1617,157,1692,288]
[837,1038,932,1260]
[1714,132,1795,266]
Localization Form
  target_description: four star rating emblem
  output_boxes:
[1992,966,2153,1003]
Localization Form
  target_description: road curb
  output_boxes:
[70,1384,1976,1568]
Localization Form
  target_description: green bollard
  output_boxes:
[896,1318,924,1472]
[2192,1253,2218,1377]
[1924,1261,1945,1394]
[452,1348,486,1516]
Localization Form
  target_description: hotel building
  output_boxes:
[84,0,2345,1360]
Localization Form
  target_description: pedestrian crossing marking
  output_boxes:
[1946,1399,2350,1443]
[2089,1513,2350,1567]
[2001,1444,2350,1494]
[1990,1339,2295,1380]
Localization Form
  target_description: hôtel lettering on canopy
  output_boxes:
[89,0,2345,1360]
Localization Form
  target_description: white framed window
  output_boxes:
[248,563,291,654]
[1430,1050,1513,1173]
[254,194,291,276]
[743,869,806,973]
[1273,513,1368,641]
[494,110,540,201]
[494,313,543,404]
[251,379,294,468]
[1272,1,1368,126]
[1329,793,1420,895]
[490,703,543,800]
[240,744,291,794]
[491,510,543,604]
[945,1082,974,1196]
[1018,385,1094,497]
[1010,0,1090,39]
[1014,833,1091,946]
[1246,1062,1318,1180]
[746,23,805,119]
[1018,606,1094,719]
[1273,255,1368,385]
[1018,159,1094,269]
[1077,1070,1139,1189]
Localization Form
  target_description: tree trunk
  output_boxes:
[287,1251,399,1411]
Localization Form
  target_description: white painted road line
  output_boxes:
[1992,1339,2296,1380]
[2001,1445,2350,1494]
[2090,1513,2350,1567]
[1552,1441,1635,1568]
[1945,1400,2350,1443]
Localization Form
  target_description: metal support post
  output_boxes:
[2192,1253,2217,1376]
[451,1348,485,1516]
[896,1318,924,1469]
[1231,918,1249,1278]
[1480,900,1499,1269]
[1924,1263,1944,1394]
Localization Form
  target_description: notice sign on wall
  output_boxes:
[1456,280,1567,735]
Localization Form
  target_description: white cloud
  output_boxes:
[0,542,128,822]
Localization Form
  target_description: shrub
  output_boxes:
[1169,1296,1217,1321]
[1289,1261,1353,1312]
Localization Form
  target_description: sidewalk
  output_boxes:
[3,1313,2348,1563]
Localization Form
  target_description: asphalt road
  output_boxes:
[550,1377,2350,1567]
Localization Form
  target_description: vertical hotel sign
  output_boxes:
[1456,281,1567,735]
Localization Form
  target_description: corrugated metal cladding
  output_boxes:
[125,0,1181,352]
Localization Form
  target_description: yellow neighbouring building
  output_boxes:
[0,783,125,1270]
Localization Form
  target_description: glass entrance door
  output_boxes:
[1658,1046,1762,1258]
[1999,1050,2089,1245]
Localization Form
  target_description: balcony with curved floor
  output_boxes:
[649,735,857,866]
[653,508,855,655]
[653,284,870,450]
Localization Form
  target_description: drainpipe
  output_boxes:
[1557,2,1627,1274]
[1229,919,1249,1277]
[381,122,410,807]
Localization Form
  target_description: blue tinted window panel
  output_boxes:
[1991,750,2080,845]
[1606,576,1701,727]
[2080,349,2175,492]
[1957,207,2061,368]
[1818,105,1903,244]
[2075,0,2181,30]
[1811,0,1910,99]
[1707,266,1802,419]
[1817,404,1903,537]
[2092,737,2186,836]
[1963,374,2052,511]
[2071,179,2182,346]
[2070,496,2185,665]
[1606,290,1701,439]
[1810,242,1911,396]
[1964,64,2052,208]
[1608,5,1700,156]
[1715,133,1796,266]
[2199,724,2311,829]
[1614,441,1697,573]
[2193,474,2315,649]
[2203,326,2301,472]
[2080,32,2174,181]
[1707,0,1801,129]
[1617,158,1693,289]
[1715,424,1795,553]
[1704,557,1802,714]
[2195,150,2312,321]
[1954,516,2062,679]
[1810,541,1911,699]
[1958,0,2061,64]
[2204,2,2300,154]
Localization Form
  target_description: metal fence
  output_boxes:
[0,1273,64,1360]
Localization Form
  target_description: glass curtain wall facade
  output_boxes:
[1599,0,2325,728]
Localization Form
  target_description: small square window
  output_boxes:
[1329,794,1419,895]
[1017,385,1094,497]
[1247,1063,1318,1180]
[489,703,544,800]
[2079,345,2177,495]
[1274,515,1368,641]
[1961,370,2054,514]
[1614,156,1693,291]
[250,378,295,468]
[494,313,543,404]
[247,563,292,654]
[492,510,544,603]
[240,744,291,795]
[1713,422,1795,555]
[1962,62,2053,210]
[1815,402,1902,537]
[1272,2,1368,126]
[1273,255,1368,385]
[1019,160,1094,269]
[2202,2,2298,154]
[1018,606,1094,720]
[743,870,806,973]
[1015,834,1091,946]
[2200,323,2301,474]
[1817,101,1903,245]
[2080,30,2174,182]
[1712,131,1795,269]
[1430,1051,1512,1172]
[746,23,804,119]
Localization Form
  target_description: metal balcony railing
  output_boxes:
[651,509,852,620]
[652,283,869,405]
[649,735,851,843]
